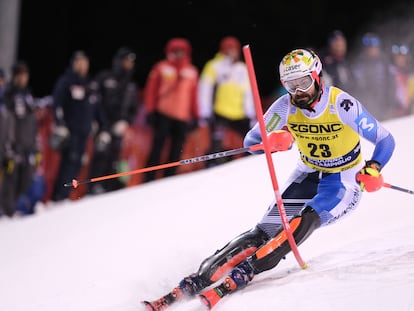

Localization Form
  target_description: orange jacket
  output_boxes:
[144,38,199,122]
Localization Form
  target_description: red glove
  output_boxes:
[356,160,384,192]
[267,130,294,152]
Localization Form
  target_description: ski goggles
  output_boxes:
[391,44,409,55]
[283,74,314,94]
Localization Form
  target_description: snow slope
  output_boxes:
[1,115,413,311]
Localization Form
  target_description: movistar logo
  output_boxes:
[289,123,343,134]
[358,118,375,131]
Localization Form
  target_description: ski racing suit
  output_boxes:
[178,85,396,295]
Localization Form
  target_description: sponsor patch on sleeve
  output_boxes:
[265,113,281,132]
[355,112,377,141]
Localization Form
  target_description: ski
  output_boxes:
[142,275,238,310]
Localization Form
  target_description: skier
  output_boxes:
[142,48,396,310]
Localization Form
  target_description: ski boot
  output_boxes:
[199,260,255,310]
[141,287,183,311]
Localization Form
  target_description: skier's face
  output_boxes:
[290,82,317,107]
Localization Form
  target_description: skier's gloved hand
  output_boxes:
[267,130,294,152]
[356,160,383,192]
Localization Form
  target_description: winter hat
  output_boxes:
[11,61,29,77]
[362,32,381,47]
[219,36,241,53]
[115,47,136,61]
[70,50,88,65]
[165,38,192,56]
[327,30,345,44]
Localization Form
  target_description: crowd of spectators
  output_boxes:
[319,30,414,121]
[1,31,414,219]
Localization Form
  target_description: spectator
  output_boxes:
[143,38,200,182]
[88,47,139,194]
[198,36,255,167]
[50,51,99,201]
[351,32,395,121]
[0,62,40,217]
[320,30,355,92]
[387,43,414,119]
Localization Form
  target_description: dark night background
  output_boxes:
[17,0,414,98]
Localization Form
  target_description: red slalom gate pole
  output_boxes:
[242,45,307,269]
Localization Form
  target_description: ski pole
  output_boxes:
[64,142,267,189]
[383,182,414,194]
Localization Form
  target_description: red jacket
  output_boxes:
[144,38,199,122]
